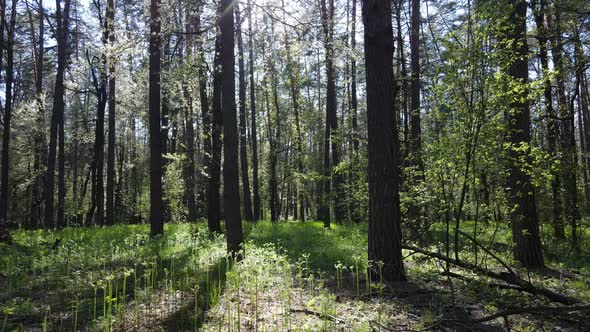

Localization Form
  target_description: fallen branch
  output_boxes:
[457,230,517,277]
[289,308,346,324]
[403,244,585,305]
[470,304,590,323]
[441,271,525,291]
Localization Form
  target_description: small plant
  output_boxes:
[352,255,361,296]
[334,261,344,289]
[2,307,13,332]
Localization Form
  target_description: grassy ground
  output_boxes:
[1,220,588,331]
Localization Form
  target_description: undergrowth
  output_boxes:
[0,220,588,331]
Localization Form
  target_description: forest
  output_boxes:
[0,0,590,330]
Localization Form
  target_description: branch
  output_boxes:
[289,308,346,324]
[403,244,585,305]
[469,304,590,323]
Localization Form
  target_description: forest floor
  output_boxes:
[0,220,589,331]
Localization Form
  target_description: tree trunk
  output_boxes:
[208,33,223,233]
[532,0,564,239]
[349,0,360,223]
[45,0,71,228]
[183,5,197,223]
[106,0,116,225]
[0,0,18,222]
[505,0,544,268]
[236,3,253,222]
[320,0,343,224]
[30,0,46,228]
[220,0,244,256]
[362,0,406,282]
[395,0,409,162]
[247,0,261,221]
[149,0,164,236]
[283,0,305,222]
[548,3,579,245]
[409,0,423,171]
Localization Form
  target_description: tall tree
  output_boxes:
[348,0,362,223]
[283,0,305,221]
[532,0,564,239]
[362,0,406,281]
[106,0,117,225]
[196,2,211,222]
[236,2,253,222]
[29,0,47,228]
[247,0,261,221]
[208,34,223,233]
[220,0,244,255]
[320,0,343,225]
[504,0,544,268]
[0,0,18,222]
[45,0,71,228]
[407,0,424,227]
[183,1,197,222]
[409,0,422,170]
[548,1,579,245]
[149,0,164,236]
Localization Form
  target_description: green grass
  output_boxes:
[1,220,588,331]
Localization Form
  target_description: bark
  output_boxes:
[395,0,409,161]
[409,0,423,172]
[283,0,305,221]
[183,4,197,223]
[505,0,544,268]
[350,0,358,154]
[236,3,253,221]
[578,43,590,206]
[548,2,579,245]
[220,0,244,256]
[106,0,116,225]
[320,0,343,225]
[270,65,280,222]
[363,0,406,281]
[247,0,261,221]
[0,0,18,222]
[208,34,223,233]
[149,0,164,236]
[195,3,210,220]
[29,0,46,228]
[349,0,360,223]
[45,0,71,228]
[532,0,564,239]
[93,41,107,227]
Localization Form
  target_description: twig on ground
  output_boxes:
[289,308,346,324]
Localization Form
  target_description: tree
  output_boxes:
[531,0,564,239]
[548,1,580,245]
[409,0,422,169]
[149,0,164,236]
[362,0,406,281]
[208,34,223,233]
[349,0,360,223]
[236,2,253,222]
[183,1,198,223]
[247,0,261,221]
[283,0,304,221]
[504,0,544,268]
[220,0,244,255]
[407,0,424,226]
[0,0,18,222]
[106,0,117,225]
[320,0,343,225]
[45,0,71,228]
[28,0,47,228]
